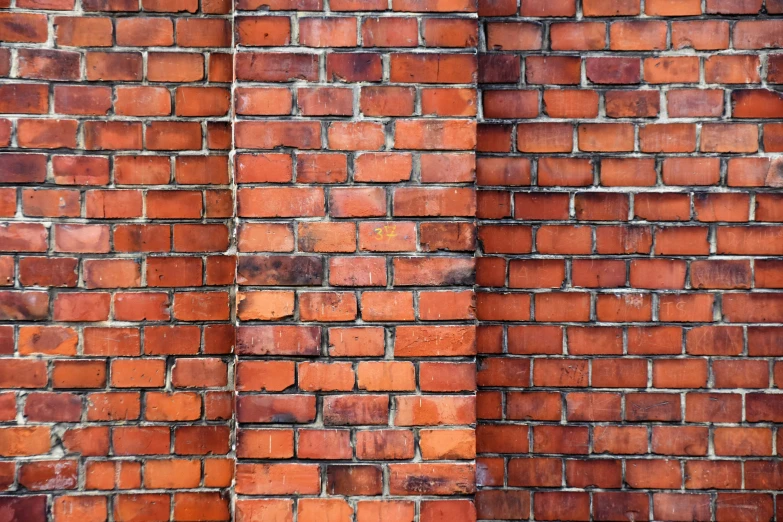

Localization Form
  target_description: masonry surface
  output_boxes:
[0,0,782,520]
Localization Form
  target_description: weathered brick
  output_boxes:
[0,0,777,516]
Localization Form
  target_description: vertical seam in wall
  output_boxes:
[229,0,238,515]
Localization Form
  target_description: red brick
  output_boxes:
[673,20,729,50]
[300,17,357,47]
[18,49,80,81]
[707,0,762,12]
[55,16,113,46]
[422,88,477,117]
[327,52,382,82]
[610,20,667,50]
[148,52,203,82]
[594,493,649,522]
[0,13,48,42]
[175,18,230,47]
[520,0,575,16]
[605,90,659,117]
[363,17,417,47]
[586,57,640,84]
[534,492,589,522]
[236,16,290,46]
[706,55,761,84]
[543,90,599,118]
[526,56,580,85]
[391,53,477,84]
[486,22,542,51]
[551,22,605,51]
[734,20,783,49]
[298,87,353,116]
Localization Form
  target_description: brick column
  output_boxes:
[232,0,478,520]
[0,0,234,519]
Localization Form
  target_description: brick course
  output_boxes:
[1,0,782,520]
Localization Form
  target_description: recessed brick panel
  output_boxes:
[476,1,783,520]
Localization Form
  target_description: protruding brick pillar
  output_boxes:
[233,0,479,519]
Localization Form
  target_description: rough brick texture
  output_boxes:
[0,0,234,519]
[476,1,783,521]
[233,1,478,520]
[2,0,783,519]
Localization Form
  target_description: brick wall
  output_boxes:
[475,1,783,521]
[1,0,783,520]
